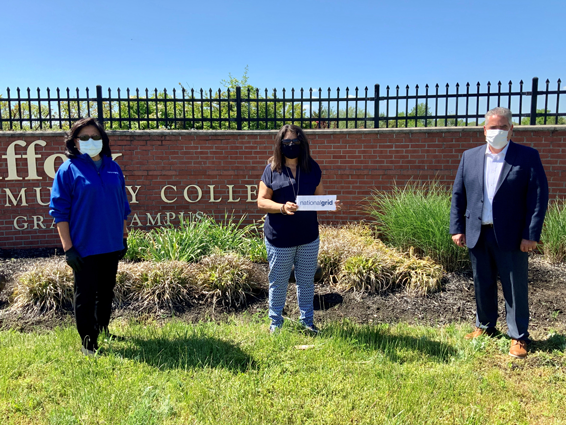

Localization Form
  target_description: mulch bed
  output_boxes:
[1,250,565,337]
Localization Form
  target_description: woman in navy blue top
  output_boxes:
[50,118,130,356]
[258,124,340,333]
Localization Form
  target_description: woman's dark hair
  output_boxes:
[269,124,311,173]
[64,117,111,159]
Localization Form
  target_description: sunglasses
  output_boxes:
[77,134,102,141]
[281,138,301,146]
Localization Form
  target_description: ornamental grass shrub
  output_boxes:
[366,180,470,272]
[116,261,195,313]
[125,213,267,263]
[319,223,444,295]
[193,252,266,307]
[318,223,376,282]
[541,199,566,264]
[11,259,74,314]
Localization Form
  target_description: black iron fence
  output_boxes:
[0,77,563,131]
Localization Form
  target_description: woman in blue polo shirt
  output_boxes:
[50,117,130,356]
[258,124,340,333]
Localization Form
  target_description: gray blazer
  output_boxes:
[449,141,549,250]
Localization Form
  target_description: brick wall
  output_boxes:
[1,126,565,249]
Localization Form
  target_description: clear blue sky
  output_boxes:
[1,0,565,95]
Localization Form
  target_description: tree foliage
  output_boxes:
[2,78,564,131]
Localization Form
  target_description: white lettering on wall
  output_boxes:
[24,141,46,180]
[130,214,142,227]
[126,186,141,204]
[183,185,202,203]
[161,185,177,203]
[2,141,26,180]
[227,185,240,203]
[165,212,175,224]
[34,187,51,206]
[5,188,28,206]
[208,185,221,203]
[246,185,258,202]
[13,216,27,230]
[0,140,121,181]
[146,213,162,226]
[33,215,46,229]
[44,154,68,179]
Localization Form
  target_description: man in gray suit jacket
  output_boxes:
[450,107,548,358]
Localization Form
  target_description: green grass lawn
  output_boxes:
[1,316,565,424]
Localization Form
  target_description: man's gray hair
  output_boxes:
[485,107,513,127]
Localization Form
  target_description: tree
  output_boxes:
[521,109,566,125]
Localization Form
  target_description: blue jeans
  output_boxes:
[265,237,320,328]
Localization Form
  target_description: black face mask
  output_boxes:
[282,144,300,159]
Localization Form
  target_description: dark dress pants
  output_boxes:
[73,251,120,350]
[469,226,529,340]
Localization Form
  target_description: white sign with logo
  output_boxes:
[296,195,337,211]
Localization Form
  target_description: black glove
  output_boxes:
[65,246,84,272]
[117,237,128,261]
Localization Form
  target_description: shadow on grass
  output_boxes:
[110,335,258,373]
[323,321,458,363]
[531,332,566,353]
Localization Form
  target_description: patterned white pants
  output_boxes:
[265,237,320,328]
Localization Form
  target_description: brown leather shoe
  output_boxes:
[509,339,528,358]
[465,327,497,340]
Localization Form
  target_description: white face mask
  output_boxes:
[485,129,509,150]
[79,139,103,158]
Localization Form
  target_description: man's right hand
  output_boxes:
[65,246,84,272]
[452,233,466,247]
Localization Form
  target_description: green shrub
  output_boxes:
[194,252,266,307]
[124,229,150,262]
[318,223,376,282]
[366,180,469,272]
[125,213,267,263]
[391,248,444,295]
[320,224,444,295]
[11,260,74,313]
[117,261,194,313]
[338,255,393,294]
[541,199,566,264]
